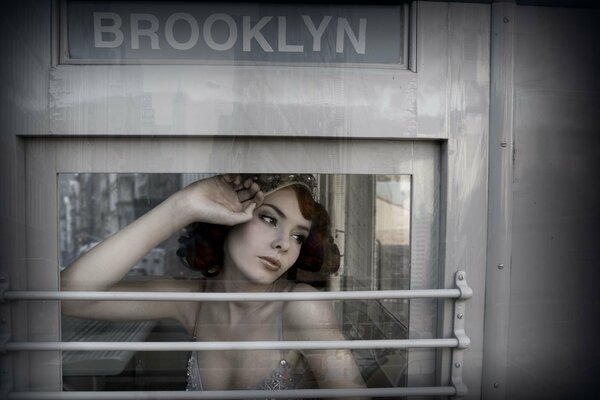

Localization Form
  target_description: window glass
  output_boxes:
[58,172,412,391]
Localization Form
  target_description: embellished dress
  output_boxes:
[186,286,305,396]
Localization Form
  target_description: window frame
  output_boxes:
[21,136,441,393]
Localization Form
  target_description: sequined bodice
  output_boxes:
[186,350,303,393]
[186,284,304,395]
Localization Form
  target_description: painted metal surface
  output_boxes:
[0,0,52,393]
[5,1,492,398]
[22,139,62,393]
[482,3,515,399]
[47,2,424,138]
[426,3,490,398]
[505,5,600,399]
[407,139,441,388]
[47,65,419,137]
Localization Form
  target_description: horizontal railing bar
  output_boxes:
[7,387,457,399]
[3,289,460,302]
[5,338,458,352]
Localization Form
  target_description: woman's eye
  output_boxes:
[260,215,277,226]
[292,234,306,244]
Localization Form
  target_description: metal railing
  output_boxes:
[0,271,472,399]
[5,338,459,352]
[6,387,458,399]
[2,288,462,302]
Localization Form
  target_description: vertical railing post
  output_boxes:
[451,271,472,397]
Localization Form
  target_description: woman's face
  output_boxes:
[224,187,312,285]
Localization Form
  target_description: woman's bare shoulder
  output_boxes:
[123,277,205,331]
[289,282,318,293]
[113,276,205,292]
[283,283,335,329]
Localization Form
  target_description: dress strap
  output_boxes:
[191,278,209,340]
[187,279,206,391]
[279,283,299,366]
[191,306,200,341]
[278,282,296,340]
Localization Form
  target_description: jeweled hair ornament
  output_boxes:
[241,174,317,199]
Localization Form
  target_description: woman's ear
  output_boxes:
[322,235,341,275]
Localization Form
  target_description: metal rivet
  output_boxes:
[458,274,464,281]
[503,17,509,23]
[454,362,461,368]
[498,264,504,270]
[457,313,463,319]
[500,142,508,147]
[493,382,500,389]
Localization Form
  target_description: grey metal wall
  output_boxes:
[484,3,600,399]
[3,1,598,399]
[0,0,52,392]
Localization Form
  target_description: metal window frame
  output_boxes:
[2,137,452,397]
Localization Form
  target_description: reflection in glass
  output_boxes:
[58,173,411,391]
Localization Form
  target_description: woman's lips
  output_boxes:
[259,256,282,271]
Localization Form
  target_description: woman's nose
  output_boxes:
[272,234,290,252]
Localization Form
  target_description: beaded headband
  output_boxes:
[241,174,318,199]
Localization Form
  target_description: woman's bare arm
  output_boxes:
[285,284,369,400]
[60,175,263,322]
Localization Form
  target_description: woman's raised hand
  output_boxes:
[181,175,264,226]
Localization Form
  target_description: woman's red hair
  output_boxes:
[177,185,338,284]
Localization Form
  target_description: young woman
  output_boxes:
[61,174,367,396]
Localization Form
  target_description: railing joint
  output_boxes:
[455,271,473,300]
[451,271,471,397]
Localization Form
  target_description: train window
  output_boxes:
[58,172,413,390]
[18,137,441,395]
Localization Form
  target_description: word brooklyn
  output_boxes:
[94,12,368,54]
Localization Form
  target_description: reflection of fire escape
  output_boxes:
[342,299,408,388]
[61,173,182,274]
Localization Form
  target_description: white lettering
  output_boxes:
[130,14,160,50]
[335,17,366,54]
[242,16,273,52]
[203,13,237,51]
[89,11,370,57]
[302,15,331,51]
[277,16,303,52]
[93,12,124,48]
[165,13,199,50]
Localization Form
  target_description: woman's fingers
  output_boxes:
[236,182,261,202]
[253,190,264,206]
[222,202,256,225]
[243,201,257,217]
[240,190,263,210]
[222,174,242,188]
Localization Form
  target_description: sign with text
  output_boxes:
[62,0,406,66]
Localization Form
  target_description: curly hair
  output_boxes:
[177,185,339,286]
